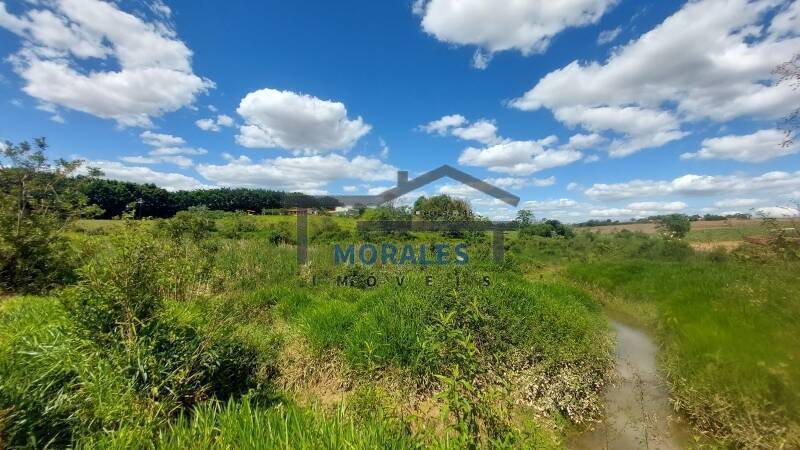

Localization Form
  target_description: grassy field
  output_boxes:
[580,218,797,242]
[514,230,800,447]
[2,214,798,448]
[1,216,613,448]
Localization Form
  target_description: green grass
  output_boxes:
[80,398,422,449]
[686,222,770,242]
[565,255,800,447]
[0,222,611,448]
[508,231,800,446]
[0,296,152,448]
[9,213,799,448]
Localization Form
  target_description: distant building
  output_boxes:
[334,206,358,216]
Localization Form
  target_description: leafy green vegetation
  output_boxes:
[566,256,800,447]
[82,177,340,219]
[0,212,611,448]
[0,139,94,293]
[2,148,798,448]
[511,231,800,447]
[655,213,691,239]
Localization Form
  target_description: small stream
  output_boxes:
[570,316,692,449]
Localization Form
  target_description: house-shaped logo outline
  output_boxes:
[296,165,520,266]
[327,164,520,207]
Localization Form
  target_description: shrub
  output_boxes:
[123,320,259,411]
[0,297,144,447]
[0,139,96,293]
[230,211,258,233]
[58,224,263,421]
[311,216,352,243]
[656,214,691,239]
[155,207,217,241]
[262,221,295,245]
[520,219,575,239]
[62,223,164,347]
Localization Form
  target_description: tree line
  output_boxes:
[80,177,342,219]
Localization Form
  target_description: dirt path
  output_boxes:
[570,315,692,449]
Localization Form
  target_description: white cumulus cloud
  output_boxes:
[415,0,619,68]
[585,170,800,200]
[511,0,800,156]
[235,88,371,153]
[596,26,621,45]
[459,138,582,175]
[589,201,687,218]
[420,115,500,145]
[682,129,799,162]
[0,0,213,127]
[124,131,205,166]
[521,198,579,211]
[120,155,193,167]
[140,131,185,147]
[714,198,761,208]
[196,114,235,132]
[196,154,396,194]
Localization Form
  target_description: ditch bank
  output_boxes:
[569,313,692,449]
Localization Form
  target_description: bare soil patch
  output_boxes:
[690,241,742,251]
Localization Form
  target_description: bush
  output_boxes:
[0,297,143,447]
[264,221,295,245]
[231,211,258,233]
[656,214,691,239]
[124,320,259,410]
[0,139,94,293]
[53,224,263,431]
[62,224,165,347]
[155,207,217,241]
[520,219,575,239]
[311,216,352,243]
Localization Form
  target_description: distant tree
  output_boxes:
[413,194,473,221]
[412,196,427,214]
[411,194,473,238]
[575,219,620,227]
[656,214,691,239]
[515,209,534,226]
[520,219,575,239]
[0,138,98,292]
[83,178,175,218]
[81,180,337,219]
[774,54,799,146]
[361,205,412,221]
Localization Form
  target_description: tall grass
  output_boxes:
[0,296,153,447]
[2,217,614,448]
[563,245,800,448]
[156,398,421,450]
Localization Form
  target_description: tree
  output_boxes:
[413,194,473,221]
[515,209,534,226]
[0,138,97,292]
[774,54,800,146]
[519,219,575,238]
[656,214,691,239]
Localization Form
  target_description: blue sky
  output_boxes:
[1,0,799,221]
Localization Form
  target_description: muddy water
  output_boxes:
[570,316,692,449]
